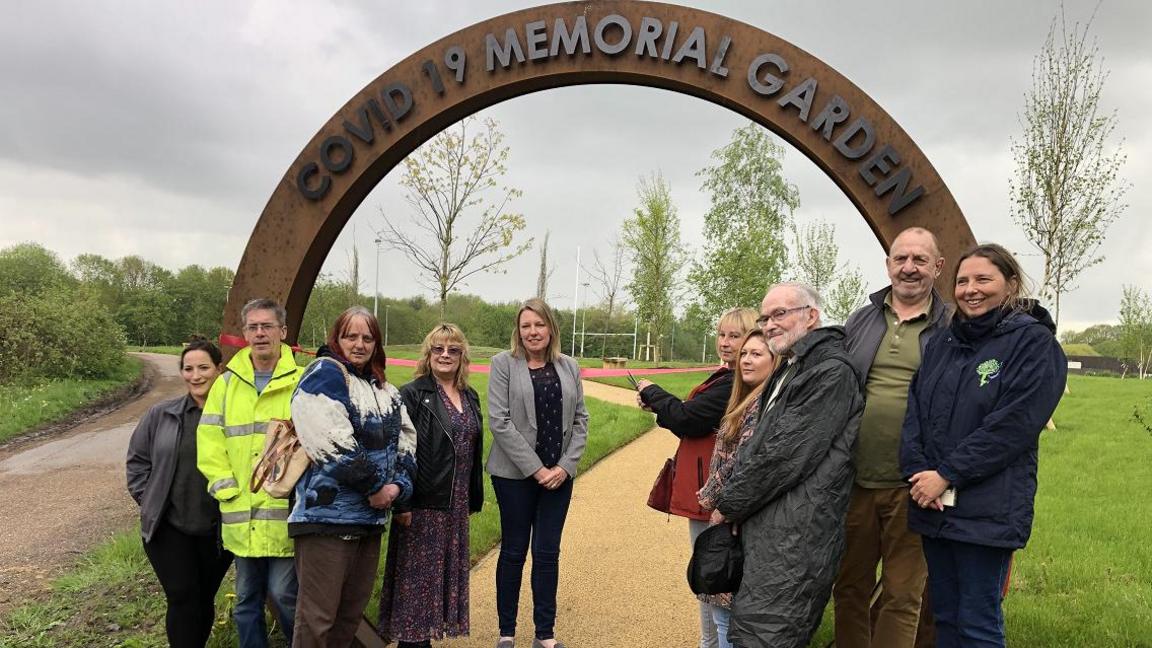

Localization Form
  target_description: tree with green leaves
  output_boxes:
[0,243,74,296]
[789,219,867,324]
[1009,8,1130,327]
[380,116,533,317]
[687,122,799,323]
[1118,285,1152,379]
[622,173,685,361]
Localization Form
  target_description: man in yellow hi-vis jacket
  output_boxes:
[198,298,301,648]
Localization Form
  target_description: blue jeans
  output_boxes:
[921,537,1013,648]
[492,476,573,640]
[711,605,733,648]
[234,556,299,648]
[688,518,720,648]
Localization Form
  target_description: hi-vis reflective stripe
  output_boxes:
[200,413,224,427]
[209,477,238,495]
[221,507,291,524]
[224,423,258,438]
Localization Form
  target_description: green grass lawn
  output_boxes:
[0,363,657,647]
[0,355,143,445]
[590,369,716,399]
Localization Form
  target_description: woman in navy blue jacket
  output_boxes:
[900,243,1066,648]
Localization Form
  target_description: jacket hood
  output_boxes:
[788,325,846,359]
[991,300,1056,338]
[1018,299,1057,334]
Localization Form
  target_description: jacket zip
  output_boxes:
[422,395,458,509]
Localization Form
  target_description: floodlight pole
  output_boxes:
[571,246,580,357]
[373,237,382,318]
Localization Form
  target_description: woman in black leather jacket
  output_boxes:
[378,323,484,647]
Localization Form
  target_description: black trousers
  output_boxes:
[491,475,574,641]
[143,520,233,648]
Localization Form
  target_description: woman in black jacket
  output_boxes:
[901,244,1066,648]
[378,323,484,647]
[125,337,233,648]
[635,306,757,648]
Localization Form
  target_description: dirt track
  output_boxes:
[440,380,701,647]
[0,353,183,614]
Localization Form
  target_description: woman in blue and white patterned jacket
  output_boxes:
[288,306,417,647]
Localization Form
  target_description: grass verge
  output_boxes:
[0,366,656,647]
[0,355,144,445]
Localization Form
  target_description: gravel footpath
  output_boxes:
[440,380,700,647]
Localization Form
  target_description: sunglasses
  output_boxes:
[430,345,463,357]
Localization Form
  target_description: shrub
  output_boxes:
[0,288,126,383]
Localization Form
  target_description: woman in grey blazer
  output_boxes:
[487,298,588,648]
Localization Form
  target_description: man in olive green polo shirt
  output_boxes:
[835,228,951,648]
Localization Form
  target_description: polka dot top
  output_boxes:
[529,362,564,467]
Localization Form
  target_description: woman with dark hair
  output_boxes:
[695,328,776,648]
[635,306,757,648]
[288,306,417,647]
[126,337,233,648]
[487,298,588,648]
[901,243,1066,647]
[378,323,484,647]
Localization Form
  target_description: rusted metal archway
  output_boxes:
[224,0,975,346]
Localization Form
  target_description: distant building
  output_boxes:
[1066,355,1123,375]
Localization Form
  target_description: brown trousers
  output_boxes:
[292,533,382,648]
[833,486,928,648]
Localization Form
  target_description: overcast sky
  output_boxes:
[2,1,1148,333]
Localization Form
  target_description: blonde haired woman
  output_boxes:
[636,306,758,648]
[379,323,484,648]
[487,298,588,648]
[696,329,777,648]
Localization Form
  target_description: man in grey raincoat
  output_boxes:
[714,282,865,648]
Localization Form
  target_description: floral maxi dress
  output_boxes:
[378,384,479,642]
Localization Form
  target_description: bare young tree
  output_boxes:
[535,231,555,300]
[585,236,628,319]
[380,116,533,317]
[1010,7,1130,326]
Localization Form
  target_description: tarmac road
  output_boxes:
[0,352,184,614]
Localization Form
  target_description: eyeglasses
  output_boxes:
[756,305,811,327]
[430,345,463,357]
[244,322,282,333]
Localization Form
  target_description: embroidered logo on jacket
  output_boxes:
[976,359,1002,387]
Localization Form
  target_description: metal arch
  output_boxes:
[224,0,975,350]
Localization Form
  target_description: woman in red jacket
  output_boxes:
[636,306,757,648]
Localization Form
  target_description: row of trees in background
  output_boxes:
[0,243,214,382]
[372,114,867,363]
[618,124,867,360]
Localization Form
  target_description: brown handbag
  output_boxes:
[646,457,676,513]
[250,419,310,499]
